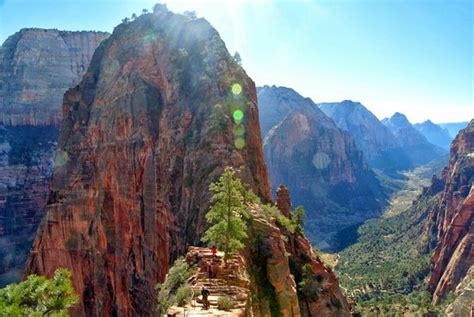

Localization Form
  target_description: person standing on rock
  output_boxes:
[206,260,214,279]
[211,245,217,258]
[201,287,210,310]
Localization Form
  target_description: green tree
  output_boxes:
[0,268,78,316]
[233,52,242,65]
[292,206,305,234]
[202,167,248,261]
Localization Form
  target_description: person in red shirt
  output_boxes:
[211,245,217,258]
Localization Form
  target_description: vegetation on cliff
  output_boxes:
[0,268,78,316]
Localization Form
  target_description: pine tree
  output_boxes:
[202,167,248,261]
[0,268,78,315]
[292,206,305,234]
[233,52,242,66]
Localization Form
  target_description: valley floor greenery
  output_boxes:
[336,180,446,314]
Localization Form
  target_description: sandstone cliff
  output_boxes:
[261,89,385,251]
[26,7,270,316]
[0,28,108,126]
[0,29,108,286]
[427,120,474,304]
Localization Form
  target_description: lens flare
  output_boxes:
[232,83,242,95]
[234,137,245,149]
[233,125,245,137]
[312,152,330,169]
[233,110,244,122]
[54,150,68,167]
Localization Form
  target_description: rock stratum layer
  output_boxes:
[26,7,272,316]
[260,87,385,251]
[427,120,474,304]
[0,28,108,126]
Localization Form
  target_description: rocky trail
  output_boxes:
[167,247,250,317]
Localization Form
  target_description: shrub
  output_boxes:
[217,296,234,311]
[156,258,196,315]
[175,285,193,306]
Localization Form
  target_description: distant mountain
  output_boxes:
[414,120,452,150]
[382,112,446,166]
[257,85,315,138]
[438,121,470,138]
[261,89,386,251]
[319,101,412,173]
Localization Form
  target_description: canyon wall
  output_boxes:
[0,28,109,126]
[0,29,107,286]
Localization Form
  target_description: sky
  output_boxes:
[0,0,472,123]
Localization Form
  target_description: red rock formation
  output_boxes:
[274,190,350,316]
[428,120,474,304]
[26,8,270,316]
[276,185,292,218]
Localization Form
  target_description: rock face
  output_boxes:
[319,101,411,172]
[444,266,473,317]
[245,204,350,316]
[0,29,107,287]
[261,89,385,251]
[382,112,446,167]
[0,126,58,286]
[0,28,109,126]
[26,8,270,316]
[414,120,453,150]
[427,120,474,304]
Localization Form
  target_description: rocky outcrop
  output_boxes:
[382,112,446,167]
[26,7,270,316]
[262,90,385,251]
[427,120,474,304]
[0,28,109,126]
[414,120,453,150]
[444,266,473,317]
[319,101,411,173]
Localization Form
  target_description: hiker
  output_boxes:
[211,245,217,258]
[201,287,210,310]
[206,260,214,278]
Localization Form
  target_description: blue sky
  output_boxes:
[1,0,472,123]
